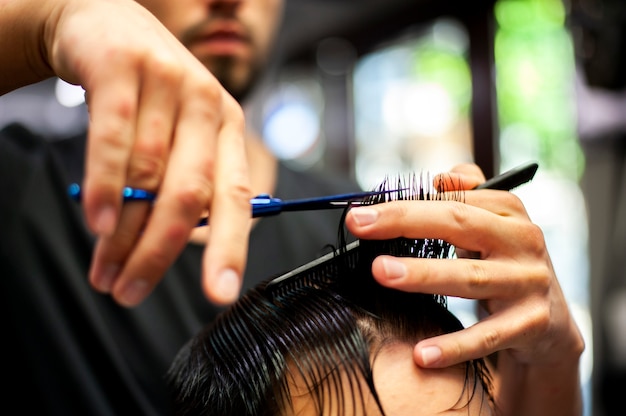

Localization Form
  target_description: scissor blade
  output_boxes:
[276,188,405,212]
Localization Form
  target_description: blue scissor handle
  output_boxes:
[67,183,156,202]
[68,185,378,216]
[250,194,285,217]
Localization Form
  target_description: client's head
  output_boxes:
[167,176,494,416]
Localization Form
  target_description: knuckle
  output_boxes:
[449,341,462,361]
[90,122,128,157]
[522,302,551,336]
[223,94,245,122]
[144,229,187,270]
[523,228,554,293]
[517,222,551,264]
[225,180,253,210]
[178,76,224,123]
[501,192,535,220]
[88,117,136,178]
[481,329,502,352]
[530,263,553,293]
[137,109,171,139]
[143,245,174,276]
[147,55,184,85]
[174,179,213,213]
[111,94,137,121]
[133,133,168,160]
[490,191,527,216]
[533,306,551,334]
[388,200,411,220]
[194,78,223,108]
[506,193,527,213]
[127,154,166,190]
[448,201,472,232]
[466,261,489,290]
[187,97,221,124]
[525,223,547,252]
[163,222,190,249]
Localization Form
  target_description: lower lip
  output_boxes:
[190,38,248,56]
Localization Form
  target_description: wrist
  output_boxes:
[494,321,585,416]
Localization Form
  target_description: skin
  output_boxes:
[287,343,493,415]
[1,1,584,413]
[373,344,492,415]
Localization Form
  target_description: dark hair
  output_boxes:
[167,175,493,415]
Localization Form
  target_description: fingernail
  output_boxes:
[350,207,378,227]
[215,269,240,304]
[95,205,116,235]
[118,279,150,307]
[93,264,119,293]
[381,257,407,279]
[421,346,442,366]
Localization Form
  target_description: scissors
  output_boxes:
[67,161,538,227]
[67,185,401,227]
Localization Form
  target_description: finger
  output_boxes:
[346,200,516,254]
[370,255,550,301]
[350,186,537,240]
[109,73,221,307]
[202,95,251,305]
[463,189,531,218]
[109,173,211,307]
[434,163,486,191]
[449,163,486,178]
[89,55,182,296]
[413,303,547,368]
[127,54,182,191]
[89,202,150,293]
[82,64,139,237]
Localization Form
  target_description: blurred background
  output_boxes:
[2,0,625,414]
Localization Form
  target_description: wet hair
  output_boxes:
[167,174,493,415]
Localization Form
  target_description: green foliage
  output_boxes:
[495,0,584,180]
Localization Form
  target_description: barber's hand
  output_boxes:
[345,163,584,414]
[46,0,251,306]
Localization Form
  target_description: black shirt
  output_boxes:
[0,123,359,415]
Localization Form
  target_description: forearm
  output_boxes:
[0,0,62,95]
[494,323,584,416]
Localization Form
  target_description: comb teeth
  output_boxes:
[265,172,463,302]
[366,171,464,204]
[266,236,455,304]
[265,171,460,303]
[264,241,359,300]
